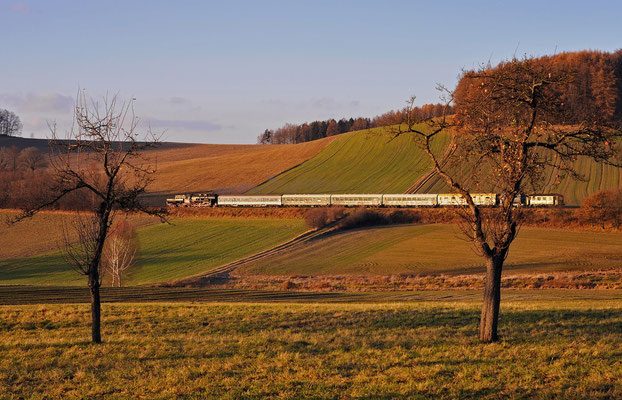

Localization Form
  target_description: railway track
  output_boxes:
[166,216,346,287]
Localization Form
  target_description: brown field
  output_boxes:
[143,136,335,195]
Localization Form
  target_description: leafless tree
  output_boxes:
[18,147,46,171]
[0,146,21,171]
[11,91,167,344]
[397,55,622,342]
[103,219,139,287]
[0,109,22,137]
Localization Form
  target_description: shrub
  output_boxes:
[304,207,346,229]
[580,189,622,229]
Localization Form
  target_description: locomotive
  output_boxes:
[166,192,564,208]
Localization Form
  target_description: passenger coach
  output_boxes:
[217,195,282,207]
[382,194,438,207]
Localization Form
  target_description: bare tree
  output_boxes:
[397,55,622,342]
[103,219,139,287]
[11,91,167,343]
[18,147,46,171]
[0,109,22,137]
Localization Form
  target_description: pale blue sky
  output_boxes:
[1,0,620,143]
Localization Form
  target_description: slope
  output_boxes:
[247,124,451,195]
[145,137,335,196]
[236,224,622,276]
[247,124,620,205]
[415,155,622,206]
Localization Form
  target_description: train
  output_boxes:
[166,193,564,208]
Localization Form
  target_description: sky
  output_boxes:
[1,0,620,144]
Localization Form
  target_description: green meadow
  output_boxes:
[0,218,307,286]
[248,125,451,195]
[239,223,622,276]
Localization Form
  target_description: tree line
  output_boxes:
[0,109,22,137]
[0,145,99,211]
[257,103,453,144]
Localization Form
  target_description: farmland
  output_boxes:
[418,153,622,206]
[0,217,307,286]
[246,125,621,206]
[1,293,620,399]
[248,125,451,195]
[143,136,334,196]
[238,223,622,276]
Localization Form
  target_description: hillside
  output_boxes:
[0,136,334,205]
[0,216,307,286]
[236,224,622,276]
[415,154,622,206]
[248,124,451,194]
[246,125,620,205]
[145,137,333,196]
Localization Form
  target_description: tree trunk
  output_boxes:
[479,255,503,343]
[89,280,102,344]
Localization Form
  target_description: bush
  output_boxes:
[580,189,622,229]
[304,207,347,229]
[338,208,420,230]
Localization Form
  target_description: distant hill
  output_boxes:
[0,135,195,153]
[3,123,620,206]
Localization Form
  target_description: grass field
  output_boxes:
[246,125,620,205]
[0,211,161,261]
[0,217,307,286]
[1,293,620,398]
[248,125,451,195]
[239,223,622,276]
[418,154,622,206]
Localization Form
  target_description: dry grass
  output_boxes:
[221,269,622,291]
[0,297,620,399]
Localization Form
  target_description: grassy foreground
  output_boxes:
[0,295,620,399]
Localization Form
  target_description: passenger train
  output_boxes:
[166,193,564,208]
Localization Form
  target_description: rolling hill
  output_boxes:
[248,124,451,195]
[247,125,621,205]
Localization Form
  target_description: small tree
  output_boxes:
[11,92,167,343]
[0,109,22,137]
[398,55,622,342]
[103,219,139,287]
